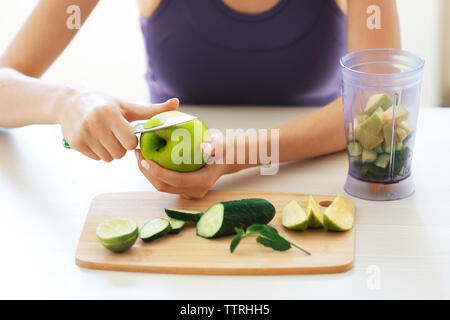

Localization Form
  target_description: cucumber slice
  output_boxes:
[281,200,309,231]
[168,218,186,234]
[164,208,203,222]
[374,153,390,169]
[362,149,377,163]
[196,198,276,238]
[348,142,363,157]
[139,218,171,242]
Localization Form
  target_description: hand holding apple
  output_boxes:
[135,145,230,199]
[139,111,210,171]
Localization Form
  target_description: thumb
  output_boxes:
[120,98,179,122]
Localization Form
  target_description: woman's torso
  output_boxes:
[139,0,347,105]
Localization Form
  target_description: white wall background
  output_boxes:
[0,0,445,106]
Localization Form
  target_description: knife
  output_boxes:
[62,113,197,149]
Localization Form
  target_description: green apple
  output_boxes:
[140,111,210,172]
[323,195,354,232]
[281,200,309,231]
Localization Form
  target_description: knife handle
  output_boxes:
[62,138,71,149]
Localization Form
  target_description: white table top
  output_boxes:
[1,106,449,299]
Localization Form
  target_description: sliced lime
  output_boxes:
[96,217,138,252]
[323,195,354,232]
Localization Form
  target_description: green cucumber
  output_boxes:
[348,142,363,157]
[196,199,276,239]
[374,154,391,169]
[168,218,186,234]
[362,149,377,163]
[164,208,203,222]
[139,218,171,242]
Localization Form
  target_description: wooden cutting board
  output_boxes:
[76,190,355,275]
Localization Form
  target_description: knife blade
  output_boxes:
[133,114,197,134]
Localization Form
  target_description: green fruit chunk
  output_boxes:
[374,144,384,154]
[396,127,409,143]
[323,195,354,232]
[383,124,395,147]
[356,127,383,150]
[96,218,139,253]
[348,141,363,156]
[399,120,412,135]
[384,141,403,154]
[281,200,309,231]
[364,93,393,115]
[360,112,384,135]
[362,149,378,163]
[374,153,391,169]
[140,111,210,172]
[306,196,324,228]
[383,104,409,125]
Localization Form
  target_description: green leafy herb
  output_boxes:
[230,224,311,255]
[230,227,245,253]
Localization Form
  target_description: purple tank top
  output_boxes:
[140,0,347,105]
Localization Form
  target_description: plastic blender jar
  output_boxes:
[340,48,424,201]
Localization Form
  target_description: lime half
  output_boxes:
[96,217,138,253]
[323,195,354,232]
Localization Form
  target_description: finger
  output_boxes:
[201,134,224,158]
[136,155,184,195]
[201,141,214,158]
[87,133,114,162]
[135,150,212,198]
[145,159,207,188]
[77,144,101,161]
[120,98,179,122]
[138,162,208,198]
[111,116,138,151]
[99,130,127,159]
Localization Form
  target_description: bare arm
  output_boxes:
[0,0,98,127]
[0,0,178,162]
[0,0,98,77]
